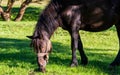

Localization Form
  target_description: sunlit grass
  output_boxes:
[1,1,120,74]
[0,22,120,75]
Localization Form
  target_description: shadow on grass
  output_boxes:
[0,38,120,74]
[49,45,120,75]
[0,38,36,67]
[85,48,120,75]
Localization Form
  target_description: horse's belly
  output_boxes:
[81,21,114,32]
[81,17,115,32]
[80,10,116,32]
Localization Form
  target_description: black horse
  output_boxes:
[27,0,120,72]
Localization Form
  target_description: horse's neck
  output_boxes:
[36,17,59,39]
[37,1,62,38]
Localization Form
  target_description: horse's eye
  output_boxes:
[43,55,49,62]
[43,55,48,60]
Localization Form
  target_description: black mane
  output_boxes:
[33,0,63,39]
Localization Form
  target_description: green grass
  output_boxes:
[0,21,120,75]
[1,1,120,75]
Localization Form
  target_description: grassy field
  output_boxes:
[0,1,120,75]
[0,22,120,75]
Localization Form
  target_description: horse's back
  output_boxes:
[60,0,118,32]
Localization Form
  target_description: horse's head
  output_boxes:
[27,35,52,72]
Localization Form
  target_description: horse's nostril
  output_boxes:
[40,65,44,68]
[40,68,46,73]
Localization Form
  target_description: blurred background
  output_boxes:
[0,0,50,21]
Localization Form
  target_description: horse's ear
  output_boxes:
[27,36,40,39]
[26,36,33,39]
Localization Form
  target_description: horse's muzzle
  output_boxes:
[37,53,49,73]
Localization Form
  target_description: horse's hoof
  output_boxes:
[81,61,88,65]
[40,68,46,73]
[34,68,46,73]
[70,62,78,67]
[110,61,120,67]
[81,59,88,65]
[108,65,115,70]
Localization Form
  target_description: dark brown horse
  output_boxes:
[27,0,120,72]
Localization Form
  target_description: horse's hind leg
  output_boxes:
[78,34,88,65]
[110,23,120,66]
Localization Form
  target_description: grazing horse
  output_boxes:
[27,0,120,72]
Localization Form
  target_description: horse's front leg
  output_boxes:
[110,24,120,66]
[78,34,88,65]
[69,30,79,67]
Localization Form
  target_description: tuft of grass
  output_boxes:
[0,22,120,75]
